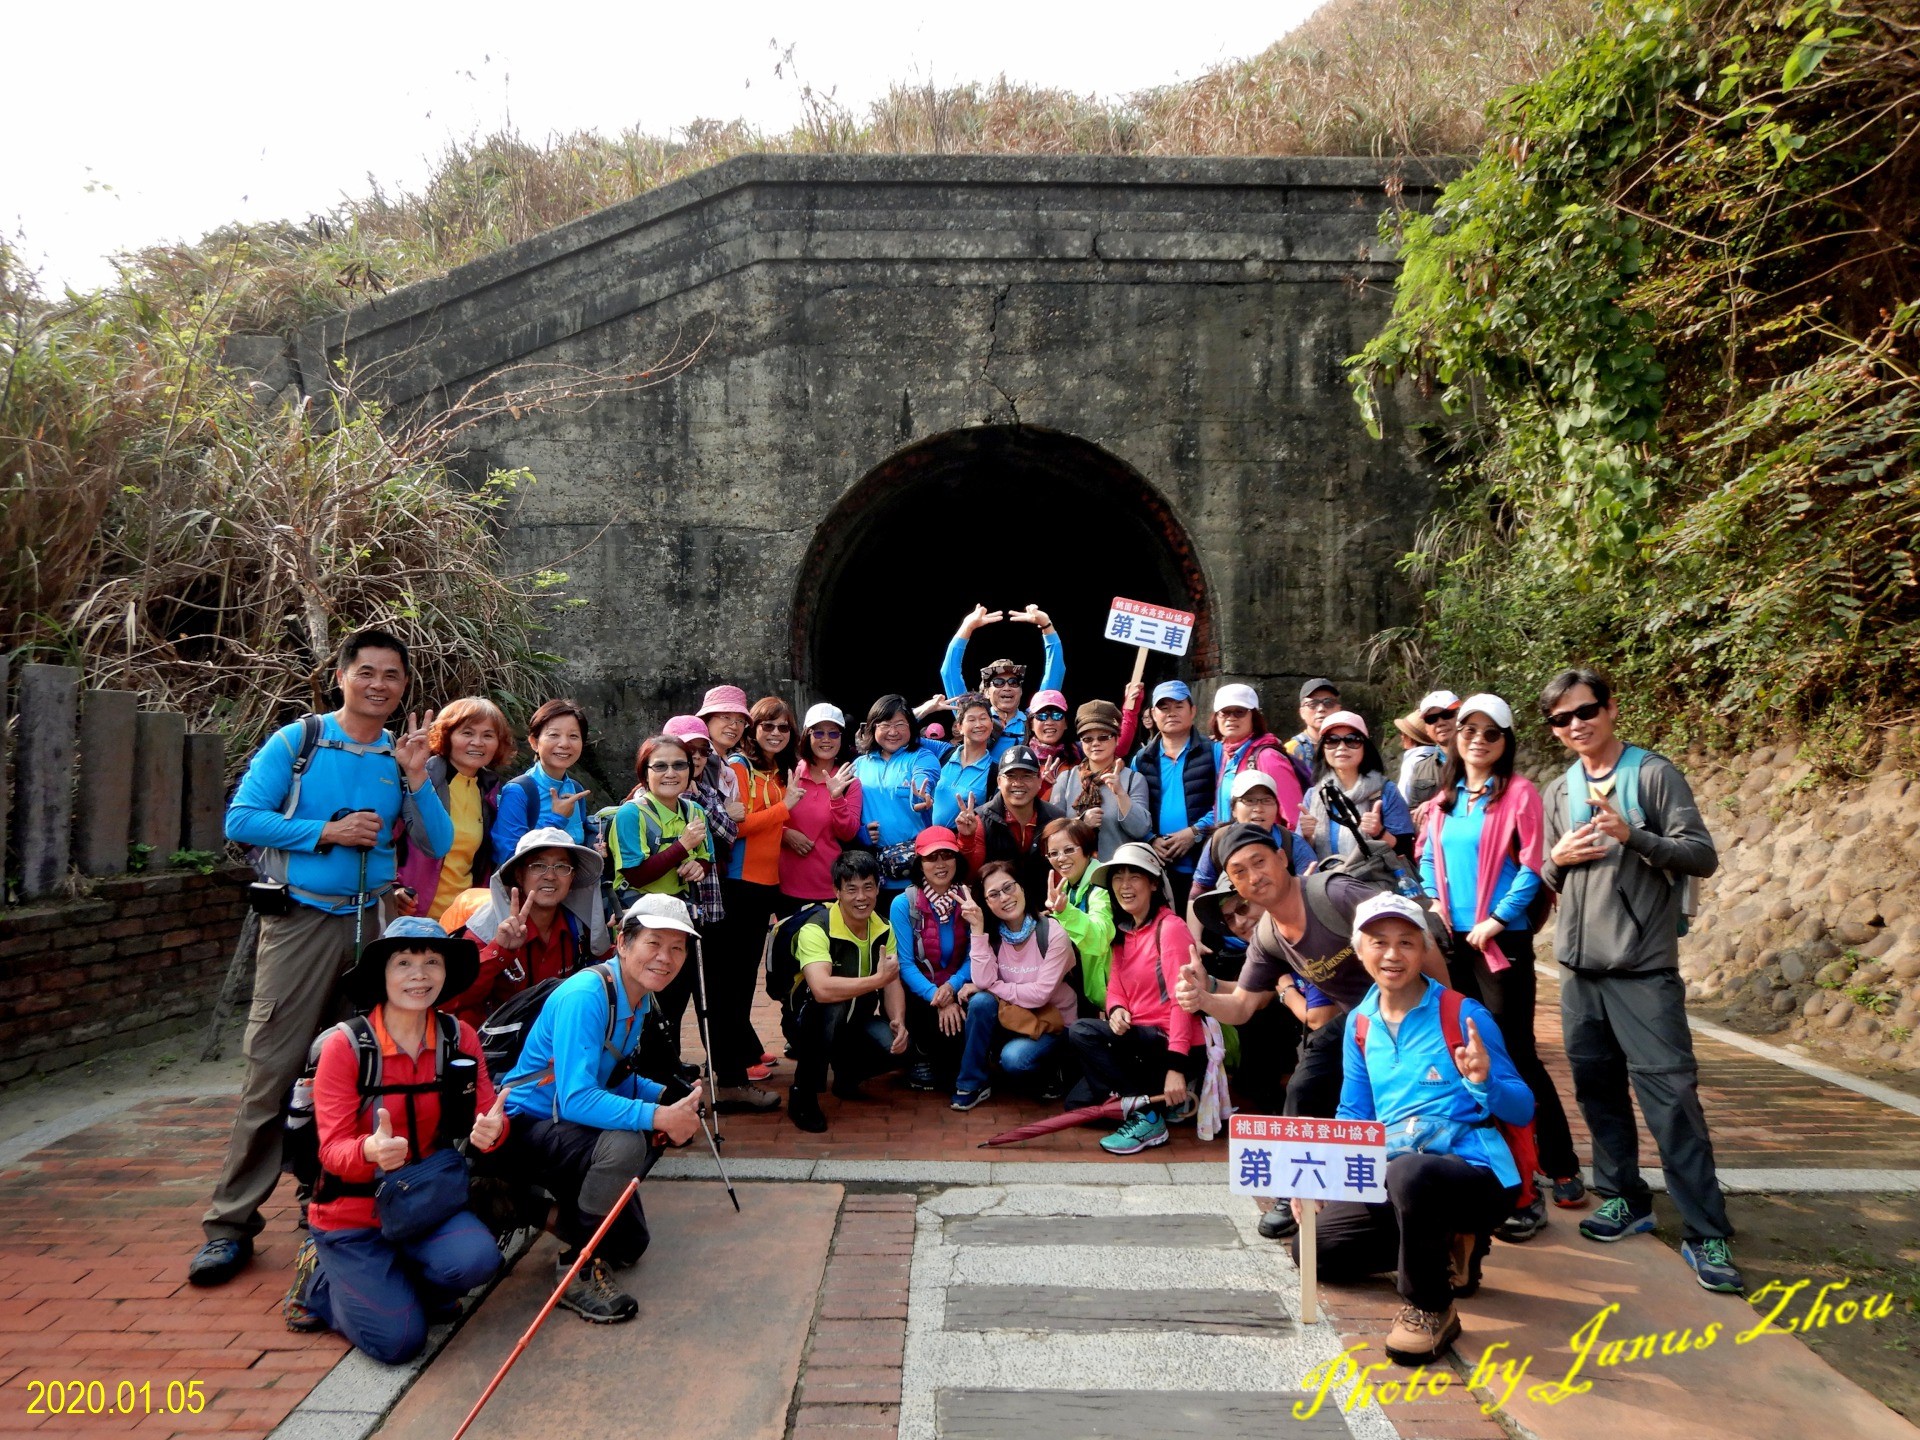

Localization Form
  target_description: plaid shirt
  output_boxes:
[687,770,738,924]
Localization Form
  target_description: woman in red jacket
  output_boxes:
[282,918,507,1363]
[1066,842,1206,1156]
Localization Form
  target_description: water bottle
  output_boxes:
[286,1076,316,1134]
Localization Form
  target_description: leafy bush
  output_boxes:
[1351,0,1919,737]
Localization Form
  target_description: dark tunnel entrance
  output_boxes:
[793,426,1216,717]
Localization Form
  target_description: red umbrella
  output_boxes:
[979,1093,1164,1148]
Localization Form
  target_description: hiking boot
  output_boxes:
[1579,1196,1656,1243]
[1449,1233,1483,1298]
[1552,1173,1590,1209]
[1384,1303,1461,1365]
[186,1236,253,1288]
[1099,1109,1168,1155]
[950,1086,992,1112]
[1258,1204,1298,1242]
[907,1060,938,1091]
[555,1256,638,1324]
[788,1087,828,1133]
[281,1236,325,1332]
[1496,1195,1548,1244]
[1681,1237,1745,1293]
[714,1083,781,1113]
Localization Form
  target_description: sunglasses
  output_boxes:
[1422,708,1459,724]
[808,726,842,739]
[758,721,791,732]
[1545,700,1606,729]
[683,743,711,756]
[1321,734,1365,749]
[1032,709,1067,722]
[648,759,691,772]
[1080,730,1116,744]
[1459,725,1505,743]
[1303,696,1341,712]
[988,676,1023,688]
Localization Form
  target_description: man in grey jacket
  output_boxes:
[1538,668,1741,1293]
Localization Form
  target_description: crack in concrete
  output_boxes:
[981,283,1021,424]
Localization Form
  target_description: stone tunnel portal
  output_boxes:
[794,426,1216,719]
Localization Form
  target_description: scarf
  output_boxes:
[999,915,1038,947]
[1071,758,1119,818]
[1421,773,1546,973]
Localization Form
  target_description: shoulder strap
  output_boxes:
[1437,986,1465,1054]
[1352,1011,1369,1047]
[1302,872,1349,936]
[1616,745,1647,821]
[280,714,328,820]
[346,1015,381,1097]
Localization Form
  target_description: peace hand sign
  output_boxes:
[1045,867,1066,914]
[956,883,985,930]
[910,776,933,812]
[1454,1016,1492,1086]
[494,887,536,951]
[394,710,437,787]
[956,793,980,838]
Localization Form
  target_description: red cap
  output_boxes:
[914,826,962,857]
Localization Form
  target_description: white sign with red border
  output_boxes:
[1103,597,1195,658]
[1227,1114,1388,1203]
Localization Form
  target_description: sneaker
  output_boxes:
[1681,1237,1745,1293]
[950,1086,992,1112]
[1258,1205,1298,1241]
[1580,1196,1657,1242]
[1384,1303,1461,1365]
[1552,1173,1590,1209]
[908,1060,938,1091]
[746,1061,777,1082]
[1099,1109,1168,1155]
[1035,1070,1068,1102]
[1496,1195,1548,1244]
[281,1236,325,1332]
[555,1256,638,1324]
[1163,1096,1198,1124]
[1448,1233,1483,1299]
[788,1087,828,1133]
[186,1236,253,1288]
[759,1051,780,1067]
[713,1083,781,1113]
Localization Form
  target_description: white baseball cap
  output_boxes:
[1229,768,1279,801]
[1213,683,1260,712]
[1351,892,1428,942]
[802,702,847,730]
[1456,693,1514,731]
[1417,690,1461,714]
[623,892,699,935]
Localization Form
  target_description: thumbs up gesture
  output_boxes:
[469,1084,510,1150]
[1174,944,1210,1014]
[363,1107,409,1170]
[1454,1016,1491,1086]
[1360,799,1385,839]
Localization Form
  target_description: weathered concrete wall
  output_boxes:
[304,154,1453,773]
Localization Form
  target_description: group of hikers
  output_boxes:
[183,607,1741,1376]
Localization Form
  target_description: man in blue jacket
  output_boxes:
[190,629,453,1287]
[499,894,706,1322]
[939,603,1064,740]
[1303,893,1533,1366]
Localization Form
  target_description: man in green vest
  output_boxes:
[787,850,909,1132]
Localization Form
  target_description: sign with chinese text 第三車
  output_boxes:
[1103,597,1195,658]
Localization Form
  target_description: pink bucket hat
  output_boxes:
[663,714,710,743]
[697,685,750,718]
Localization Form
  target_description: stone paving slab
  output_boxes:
[936,1386,1353,1436]
[945,1283,1294,1334]
[943,1214,1242,1248]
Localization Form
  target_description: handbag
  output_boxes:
[877,840,916,883]
[996,998,1065,1038]
[375,1145,471,1243]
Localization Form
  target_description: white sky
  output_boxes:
[4,1,1321,292]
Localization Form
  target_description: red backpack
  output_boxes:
[1351,987,1541,1209]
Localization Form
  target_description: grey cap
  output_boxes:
[1300,677,1340,702]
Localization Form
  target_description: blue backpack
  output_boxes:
[1565,745,1694,935]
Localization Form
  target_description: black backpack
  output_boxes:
[765,904,828,1009]
[283,1011,462,1199]
[478,960,645,1093]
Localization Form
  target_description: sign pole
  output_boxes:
[1300,1201,1318,1324]
[1129,644,1149,689]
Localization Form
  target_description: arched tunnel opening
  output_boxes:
[793,426,1215,717]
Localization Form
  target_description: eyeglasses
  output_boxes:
[1032,709,1067,722]
[1321,734,1365,750]
[1080,731,1115,744]
[983,885,1021,903]
[525,861,575,876]
[648,760,691,773]
[808,727,842,740]
[758,721,791,732]
[1303,697,1341,712]
[1459,725,1505,743]
[1545,700,1606,729]
[1044,847,1083,862]
[1422,708,1459,724]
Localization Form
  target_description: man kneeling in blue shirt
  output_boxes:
[1295,894,1533,1366]
[498,894,706,1323]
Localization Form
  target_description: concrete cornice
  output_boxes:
[299,151,1467,407]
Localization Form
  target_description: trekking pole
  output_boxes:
[354,846,370,959]
[697,1106,740,1211]
[448,1172,642,1440]
[687,932,724,1146]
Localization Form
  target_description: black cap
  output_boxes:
[998,745,1042,774]
[1208,821,1281,873]
[1300,677,1340,702]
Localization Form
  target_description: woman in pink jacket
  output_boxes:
[948,861,1076,1111]
[780,703,864,907]
[1210,683,1304,827]
[1067,842,1206,1155]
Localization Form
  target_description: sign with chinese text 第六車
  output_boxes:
[1227,1114,1387,1203]
[1103,597,1195,658]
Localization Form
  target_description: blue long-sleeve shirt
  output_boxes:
[1418,784,1544,932]
[854,745,943,849]
[939,630,1065,739]
[889,890,972,1001]
[491,766,594,859]
[502,961,666,1132]
[226,714,453,914]
[931,739,1011,829]
[1338,978,1534,1188]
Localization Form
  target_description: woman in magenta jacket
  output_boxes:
[780,703,864,907]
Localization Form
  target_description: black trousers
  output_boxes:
[1283,1011,1348,1118]
[1065,1019,1206,1106]
[1446,928,1579,1179]
[903,992,966,1084]
[1229,999,1302,1117]
[792,995,901,1095]
[714,879,780,1083]
[498,1117,660,1267]
[1561,967,1733,1240]
[1309,1152,1516,1311]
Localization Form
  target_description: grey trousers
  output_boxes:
[1560,967,1732,1241]
[201,902,371,1242]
